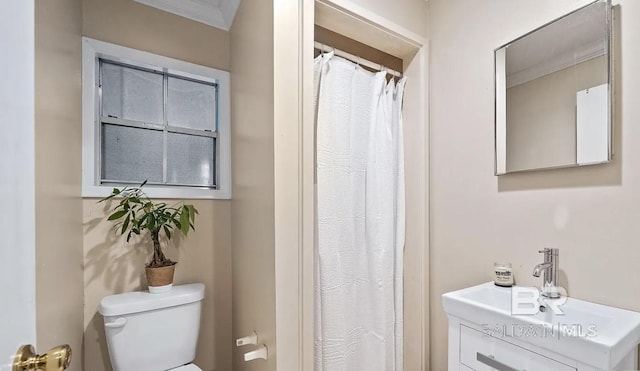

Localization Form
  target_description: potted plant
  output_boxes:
[99,181,198,293]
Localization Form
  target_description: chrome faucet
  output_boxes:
[532,248,560,298]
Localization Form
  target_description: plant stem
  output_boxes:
[150,231,174,268]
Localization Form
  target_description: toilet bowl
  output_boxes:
[98,283,205,371]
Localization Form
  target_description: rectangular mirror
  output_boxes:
[495,0,612,175]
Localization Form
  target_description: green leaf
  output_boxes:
[180,209,189,235]
[170,210,179,221]
[100,183,201,246]
[108,210,127,221]
[121,214,130,234]
[138,213,147,224]
[188,205,195,223]
[98,192,117,203]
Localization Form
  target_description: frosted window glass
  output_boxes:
[167,76,216,131]
[102,124,163,183]
[102,62,163,124]
[167,133,216,187]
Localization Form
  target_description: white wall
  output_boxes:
[430,1,640,369]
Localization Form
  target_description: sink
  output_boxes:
[443,282,640,370]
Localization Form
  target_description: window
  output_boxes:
[82,37,231,199]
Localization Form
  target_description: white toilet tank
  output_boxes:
[98,283,205,371]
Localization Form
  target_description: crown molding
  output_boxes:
[507,38,606,88]
[134,0,240,31]
[219,0,241,29]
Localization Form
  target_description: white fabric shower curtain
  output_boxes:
[314,52,406,371]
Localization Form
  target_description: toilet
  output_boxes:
[98,283,205,371]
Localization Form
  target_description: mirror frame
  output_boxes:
[494,0,613,176]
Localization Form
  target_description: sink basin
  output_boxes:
[443,282,640,370]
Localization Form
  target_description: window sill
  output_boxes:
[82,184,231,200]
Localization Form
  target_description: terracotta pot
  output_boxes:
[145,263,176,293]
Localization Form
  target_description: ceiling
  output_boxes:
[134,0,240,31]
[504,1,608,86]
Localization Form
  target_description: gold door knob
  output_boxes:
[13,344,72,371]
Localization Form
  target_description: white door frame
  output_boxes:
[0,0,37,369]
[274,0,429,370]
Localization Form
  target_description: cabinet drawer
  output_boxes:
[460,325,576,371]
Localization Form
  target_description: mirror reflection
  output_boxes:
[495,0,612,175]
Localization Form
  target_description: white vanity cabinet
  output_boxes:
[443,283,640,371]
[447,316,638,371]
[455,321,576,370]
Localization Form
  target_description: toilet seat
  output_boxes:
[169,364,201,371]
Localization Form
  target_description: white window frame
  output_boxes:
[82,37,231,199]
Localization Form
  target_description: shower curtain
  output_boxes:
[314,52,406,371]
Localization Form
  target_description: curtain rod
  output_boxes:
[314,41,403,78]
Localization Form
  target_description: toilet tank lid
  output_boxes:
[99,283,205,317]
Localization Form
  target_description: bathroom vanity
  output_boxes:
[443,283,640,371]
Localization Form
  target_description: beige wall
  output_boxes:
[430,0,639,369]
[229,0,277,369]
[35,1,84,369]
[506,56,607,172]
[81,1,232,370]
[83,0,229,70]
[348,0,429,37]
